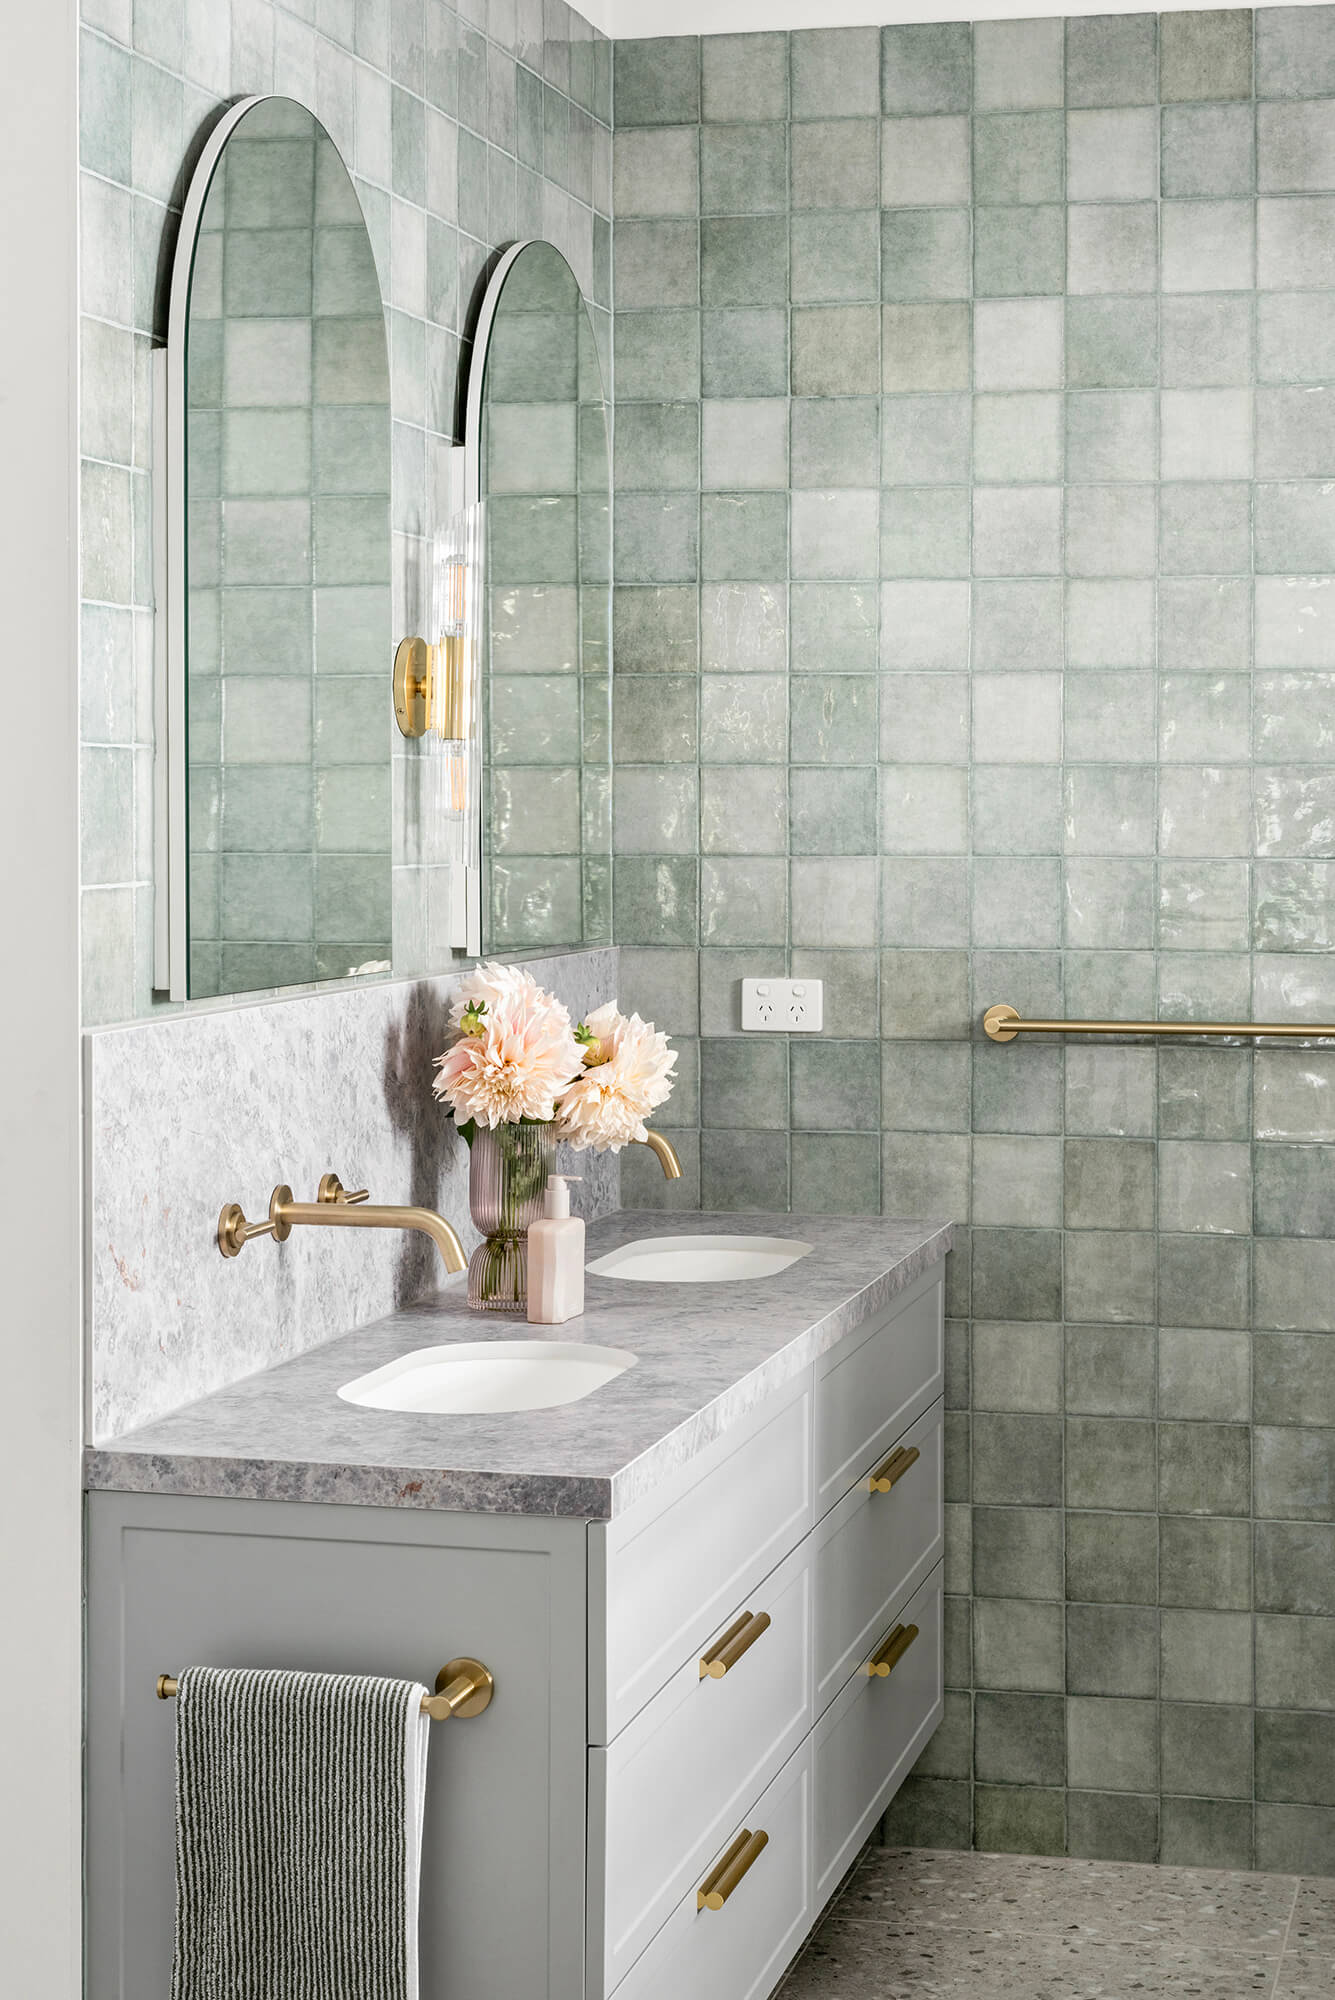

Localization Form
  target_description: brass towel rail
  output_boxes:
[156,1657,494,1721]
[985,1004,1335,1044]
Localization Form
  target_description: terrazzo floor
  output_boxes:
[778,1848,1334,1998]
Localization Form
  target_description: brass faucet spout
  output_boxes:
[639,1129,682,1180]
[218,1173,467,1273]
[273,1197,468,1274]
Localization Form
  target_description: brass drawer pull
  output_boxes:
[869,1444,920,1493]
[697,1826,770,1910]
[866,1622,919,1678]
[700,1609,771,1680]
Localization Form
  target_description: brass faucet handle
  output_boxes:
[268,1185,295,1242]
[218,1185,296,1256]
[317,1173,370,1206]
[218,1200,281,1259]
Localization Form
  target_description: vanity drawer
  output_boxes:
[590,1532,813,1996]
[812,1563,944,1909]
[590,1368,814,1742]
[813,1399,943,1714]
[815,1268,943,1515]
[610,1737,813,2000]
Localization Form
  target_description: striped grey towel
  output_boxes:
[172,1666,431,2000]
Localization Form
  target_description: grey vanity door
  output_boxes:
[86,1493,588,2000]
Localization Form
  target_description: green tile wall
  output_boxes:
[79,0,610,1024]
[613,7,1335,1877]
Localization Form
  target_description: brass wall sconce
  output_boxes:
[393,635,432,737]
[391,459,483,954]
[392,633,471,742]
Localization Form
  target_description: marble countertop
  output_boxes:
[84,1210,952,1520]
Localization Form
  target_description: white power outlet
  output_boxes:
[741,978,824,1033]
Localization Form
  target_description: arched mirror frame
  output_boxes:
[463,239,612,960]
[154,94,392,1002]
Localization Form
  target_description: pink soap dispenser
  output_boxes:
[527,1174,584,1325]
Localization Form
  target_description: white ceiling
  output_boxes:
[603,0,1322,38]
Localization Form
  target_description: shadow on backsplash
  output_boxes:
[382,983,467,1308]
[87,950,620,1443]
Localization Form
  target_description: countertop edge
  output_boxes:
[84,1219,954,1521]
[82,1449,617,1520]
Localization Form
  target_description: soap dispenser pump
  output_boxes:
[527,1175,584,1325]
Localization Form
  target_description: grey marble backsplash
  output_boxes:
[88,947,618,1441]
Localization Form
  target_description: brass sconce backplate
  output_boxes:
[393,635,431,737]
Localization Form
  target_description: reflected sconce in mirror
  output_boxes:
[394,447,482,953]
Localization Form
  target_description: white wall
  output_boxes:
[613,0,1328,37]
[0,0,83,1992]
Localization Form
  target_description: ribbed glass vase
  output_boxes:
[466,1122,555,1311]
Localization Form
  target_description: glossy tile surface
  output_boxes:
[612,7,1335,1879]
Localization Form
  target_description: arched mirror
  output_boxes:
[156,95,393,1001]
[467,241,611,955]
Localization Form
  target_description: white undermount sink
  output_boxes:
[586,1234,813,1284]
[338,1341,637,1415]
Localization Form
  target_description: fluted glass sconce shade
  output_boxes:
[393,449,483,955]
[428,500,482,950]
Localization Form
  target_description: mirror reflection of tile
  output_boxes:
[480,241,611,953]
[185,98,393,998]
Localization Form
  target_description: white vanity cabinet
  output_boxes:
[586,1262,944,2000]
[85,1262,945,2000]
[85,1499,593,1999]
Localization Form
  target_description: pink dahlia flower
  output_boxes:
[432,962,584,1128]
[555,1001,677,1153]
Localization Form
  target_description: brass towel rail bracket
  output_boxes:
[985,1004,1335,1044]
[156,1657,494,1722]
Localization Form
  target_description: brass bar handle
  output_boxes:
[700,1609,771,1680]
[866,1622,919,1679]
[157,1656,494,1721]
[869,1445,920,1494]
[986,1003,1335,1043]
[318,1173,370,1206]
[697,1827,769,1911]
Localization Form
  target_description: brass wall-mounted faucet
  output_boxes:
[638,1130,682,1179]
[218,1172,467,1272]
